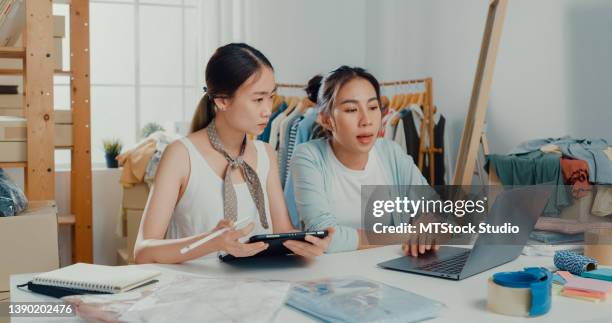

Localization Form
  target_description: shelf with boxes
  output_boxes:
[0,0,93,270]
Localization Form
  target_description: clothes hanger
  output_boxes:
[381,96,390,110]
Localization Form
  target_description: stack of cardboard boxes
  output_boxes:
[0,201,59,297]
[0,15,70,162]
[117,183,150,265]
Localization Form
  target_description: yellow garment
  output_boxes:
[604,147,612,161]
[540,144,561,154]
[116,138,157,187]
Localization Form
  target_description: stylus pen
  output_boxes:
[180,217,252,254]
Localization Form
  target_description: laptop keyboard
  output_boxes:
[415,251,471,275]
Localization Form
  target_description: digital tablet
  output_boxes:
[219,230,329,262]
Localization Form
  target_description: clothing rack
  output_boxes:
[381,78,442,184]
[275,78,443,184]
[276,83,305,89]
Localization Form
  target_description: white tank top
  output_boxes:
[165,137,273,241]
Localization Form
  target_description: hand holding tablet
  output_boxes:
[220,227,335,261]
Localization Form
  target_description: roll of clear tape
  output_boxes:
[487,278,531,317]
[584,228,612,266]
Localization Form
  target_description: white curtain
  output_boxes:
[197,0,251,85]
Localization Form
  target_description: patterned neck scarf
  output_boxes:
[207,121,269,229]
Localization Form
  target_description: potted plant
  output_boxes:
[140,122,165,139]
[102,138,122,168]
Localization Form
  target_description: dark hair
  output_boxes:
[318,66,381,118]
[190,43,274,133]
[304,74,323,104]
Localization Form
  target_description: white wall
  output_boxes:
[246,0,367,85]
[206,0,612,171]
[366,0,612,171]
[199,0,367,93]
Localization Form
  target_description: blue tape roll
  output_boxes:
[554,250,598,275]
[492,267,552,317]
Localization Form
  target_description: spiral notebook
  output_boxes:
[29,263,160,295]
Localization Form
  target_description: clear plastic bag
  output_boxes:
[63,274,291,323]
[0,169,27,217]
[286,277,445,323]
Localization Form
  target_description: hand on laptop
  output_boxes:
[402,214,451,257]
[283,227,336,259]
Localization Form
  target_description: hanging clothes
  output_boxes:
[403,105,450,185]
[269,106,290,150]
[390,105,448,185]
[279,115,303,189]
[278,107,304,189]
[258,102,288,143]
[295,107,317,146]
[380,108,398,140]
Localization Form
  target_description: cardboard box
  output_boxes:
[126,209,144,263]
[55,123,72,147]
[0,292,8,323]
[0,141,25,162]
[0,201,59,291]
[0,116,73,150]
[122,184,150,210]
[0,116,25,141]
[0,94,23,108]
[54,38,63,70]
[0,58,21,69]
[54,15,65,38]
[54,110,72,124]
[0,109,73,124]
[0,107,22,117]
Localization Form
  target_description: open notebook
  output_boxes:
[31,263,160,294]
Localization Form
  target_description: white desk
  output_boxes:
[9,246,612,323]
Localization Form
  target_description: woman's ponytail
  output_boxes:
[190,93,215,134]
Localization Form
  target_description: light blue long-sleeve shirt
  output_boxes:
[285,138,430,253]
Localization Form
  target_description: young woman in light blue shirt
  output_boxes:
[287,66,440,255]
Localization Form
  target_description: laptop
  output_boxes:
[377,186,551,280]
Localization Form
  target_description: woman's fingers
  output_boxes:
[229,241,268,257]
[284,240,320,258]
[304,235,327,249]
[403,233,438,257]
[227,222,255,240]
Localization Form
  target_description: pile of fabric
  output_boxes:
[487,137,612,254]
[116,131,180,188]
[0,168,27,217]
[486,136,612,216]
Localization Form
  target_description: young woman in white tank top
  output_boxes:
[134,43,334,264]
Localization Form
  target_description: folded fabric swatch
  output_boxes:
[560,289,606,302]
[564,275,612,295]
[581,268,612,282]
[552,273,567,285]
